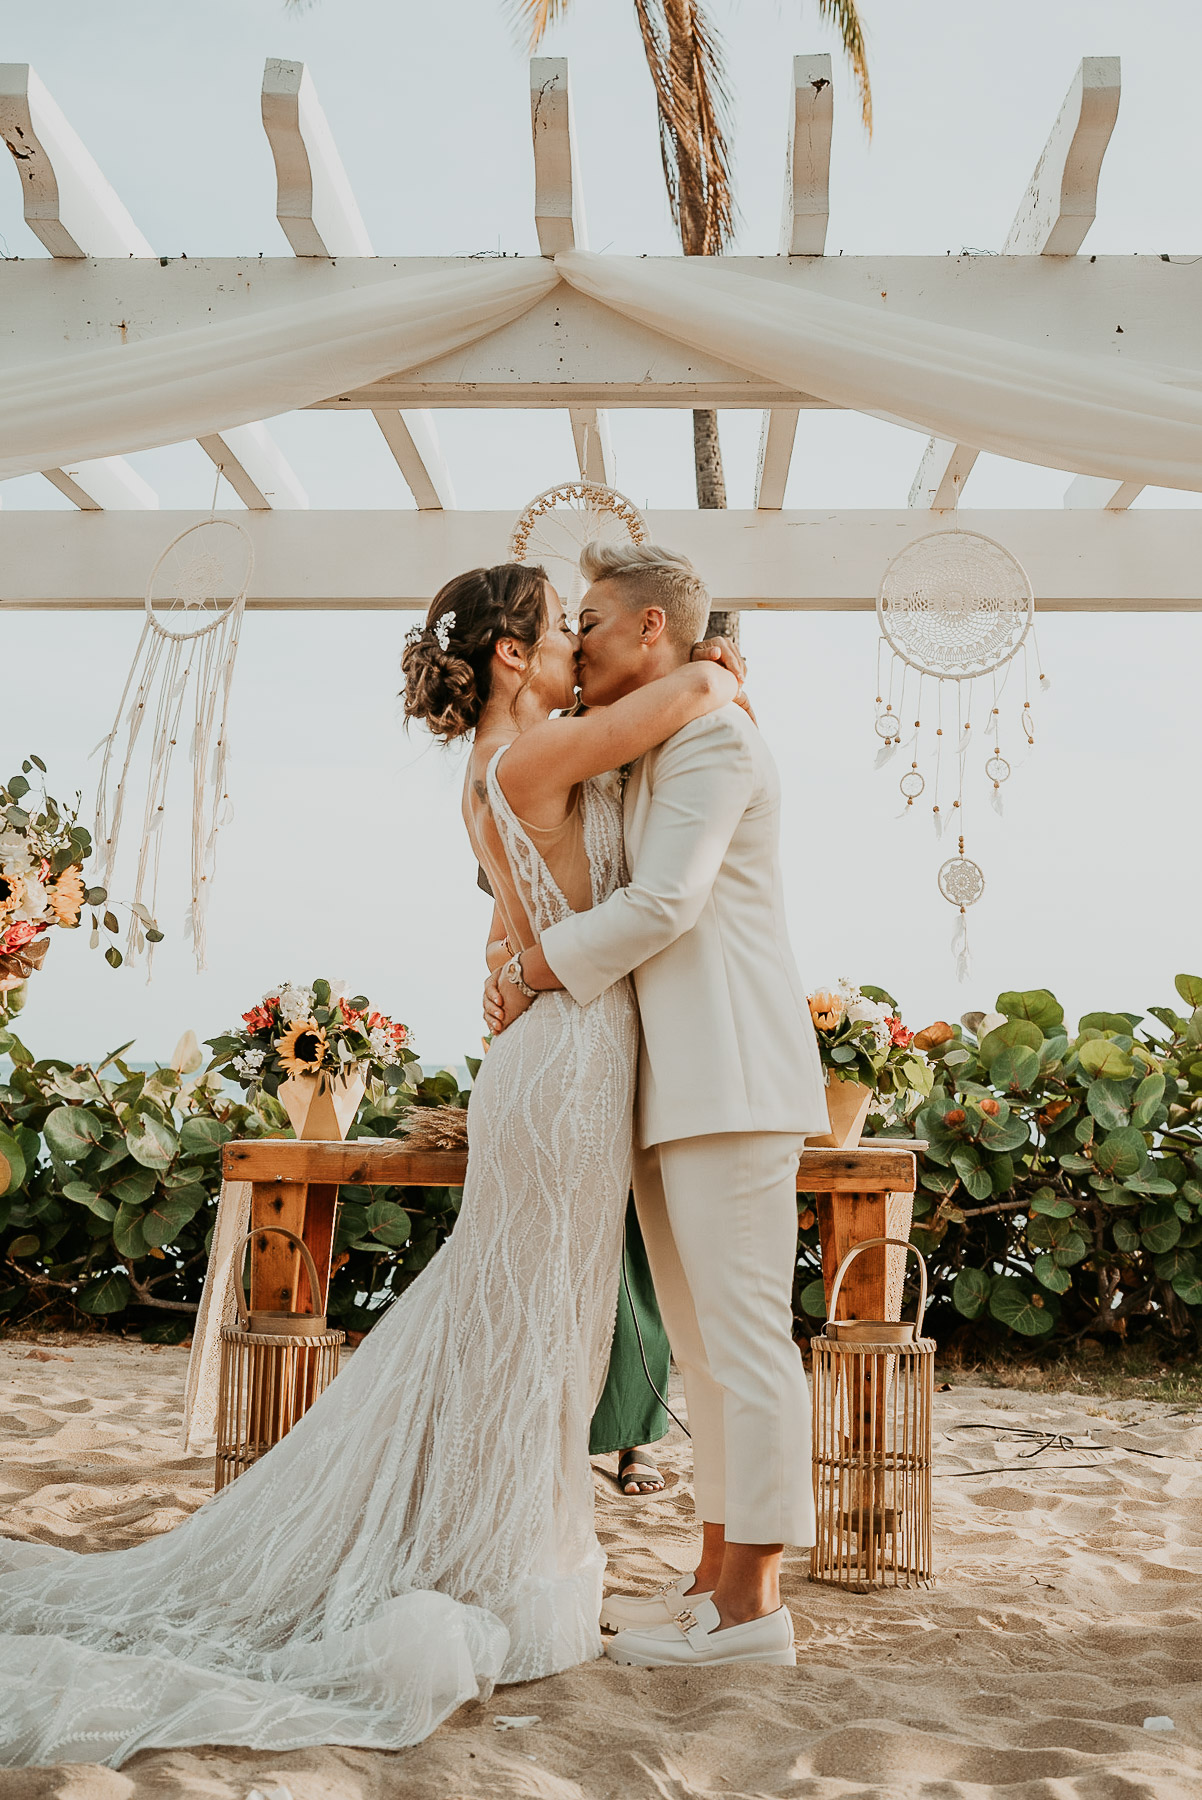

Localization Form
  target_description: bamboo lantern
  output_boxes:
[811,1236,935,1592]
[214,1227,344,1491]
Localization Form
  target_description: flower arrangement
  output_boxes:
[1,756,157,1013]
[205,980,417,1098]
[806,979,938,1119]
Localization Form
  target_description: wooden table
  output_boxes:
[221,1138,919,1326]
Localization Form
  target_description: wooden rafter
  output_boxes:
[3,508,1200,611]
[909,56,1122,512]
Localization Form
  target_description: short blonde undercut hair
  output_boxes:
[579,540,711,651]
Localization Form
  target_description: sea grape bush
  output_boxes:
[4,978,1202,1350]
[796,976,1202,1348]
[0,1020,475,1339]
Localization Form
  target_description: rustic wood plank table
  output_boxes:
[221,1139,919,1325]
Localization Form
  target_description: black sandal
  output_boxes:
[617,1449,666,1496]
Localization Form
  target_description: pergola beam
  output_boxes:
[1063,473,1144,510]
[909,56,1122,511]
[196,422,309,511]
[4,509,1200,611]
[259,57,447,510]
[41,458,158,511]
[530,58,610,487]
[757,55,832,510]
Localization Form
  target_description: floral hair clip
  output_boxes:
[434,610,456,653]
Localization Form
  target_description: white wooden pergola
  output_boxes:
[1,51,1200,614]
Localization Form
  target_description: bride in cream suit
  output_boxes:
[488,540,829,1670]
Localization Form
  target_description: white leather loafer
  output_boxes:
[600,1574,713,1634]
[603,1597,796,1667]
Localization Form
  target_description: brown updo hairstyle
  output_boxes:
[401,562,549,743]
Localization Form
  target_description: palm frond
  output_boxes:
[509,0,574,51]
[633,0,735,255]
[815,0,873,134]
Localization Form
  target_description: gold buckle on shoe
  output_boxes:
[673,1608,699,1636]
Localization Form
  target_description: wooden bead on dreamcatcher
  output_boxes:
[94,518,253,973]
[874,529,1048,979]
[509,481,648,611]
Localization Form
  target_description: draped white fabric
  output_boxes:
[3,249,1202,489]
[0,261,558,481]
[556,251,1202,492]
[180,1179,251,1454]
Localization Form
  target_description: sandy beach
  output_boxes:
[1,1334,1200,1799]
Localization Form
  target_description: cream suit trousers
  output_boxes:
[632,1131,814,1548]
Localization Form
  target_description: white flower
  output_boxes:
[0,831,33,875]
[233,1047,266,1077]
[367,1026,394,1059]
[16,874,48,920]
[274,983,315,1024]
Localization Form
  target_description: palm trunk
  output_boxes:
[692,407,736,644]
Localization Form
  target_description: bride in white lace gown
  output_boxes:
[0,561,737,1767]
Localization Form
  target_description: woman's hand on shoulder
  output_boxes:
[691,635,757,722]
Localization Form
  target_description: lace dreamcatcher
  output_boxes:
[873,529,1049,979]
[509,481,647,610]
[94,518,252,972]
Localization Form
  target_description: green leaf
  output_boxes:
[960,1164,992,1201]
[998,989,1064,1032]
[1123,1174,1178,1197]
[29,754,46,773]
[110,1165,159,1207]
[0,1127,27,1193]
[1140,1202,1182,1255]
[43,1105,102,1162]
[144,928,165,945]
[61,1180,116,1220]
[1030,1188,1076,1218]
[1093,1127,1147,1180]
[8,1233,40,1257]
[1171,1268,1202,1307]
[363,1198,413,1248]
[977,1115,1031,1153]
[1113,1217,1141,1254]
[6,774,29,799]
[1079,1011,1139,1037]
[123,1114,177,1168]
[952,1266,992,1319]
[1052,1231,1089,1267]
[178,1116,231,1156]
[1133,1072,1167,1128]
[1077,1039,1136,1081]
[112,1202,149,1258]
[1174,974,1202,1008]
[989,1045,1041,1093]
[1033,1253,1071,1293]
[77,1271,131,1316]
[1086,1080,1132,1131]
[989,1279,1056,1337]
[799,1277,828,1319]
[1154,1246,1196,1283]
[104,946,122,969]
[142,1190,205,1249]
[979,1019,1043,1061]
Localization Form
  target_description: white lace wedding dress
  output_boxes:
[0,753,636,1767]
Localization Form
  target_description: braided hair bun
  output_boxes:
[402,563,549,742]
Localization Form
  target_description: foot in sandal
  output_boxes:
[617,1447,665,1496]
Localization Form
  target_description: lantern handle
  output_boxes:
[826,1236,928,1331]
[227,1227,324,1330]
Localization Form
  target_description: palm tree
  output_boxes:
[518,2,871,639]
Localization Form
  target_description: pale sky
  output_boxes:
[2,0,1200,1066]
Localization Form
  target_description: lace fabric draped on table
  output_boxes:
[0,750,636,1767]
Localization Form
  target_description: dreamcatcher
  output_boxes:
[509,480,648,609]
[873,529,1049,979]
[94,518,252,973]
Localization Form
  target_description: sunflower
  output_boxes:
[48,865,86,927]
[0,871,24,920]
[276,1018,328,1075]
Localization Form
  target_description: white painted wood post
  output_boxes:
[261,58,373,259]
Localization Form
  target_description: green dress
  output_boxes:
[589,1195,671,1456]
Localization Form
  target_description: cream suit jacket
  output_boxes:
[540,703,829,1150]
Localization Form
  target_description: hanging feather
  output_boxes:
[874,742,898,769]
[990,785,1005,816]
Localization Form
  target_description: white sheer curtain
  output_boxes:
[0,261,558,481]
[557,251,1202,492]
[4,249,1202,490]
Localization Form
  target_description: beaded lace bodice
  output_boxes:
[0,768,637,1766]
